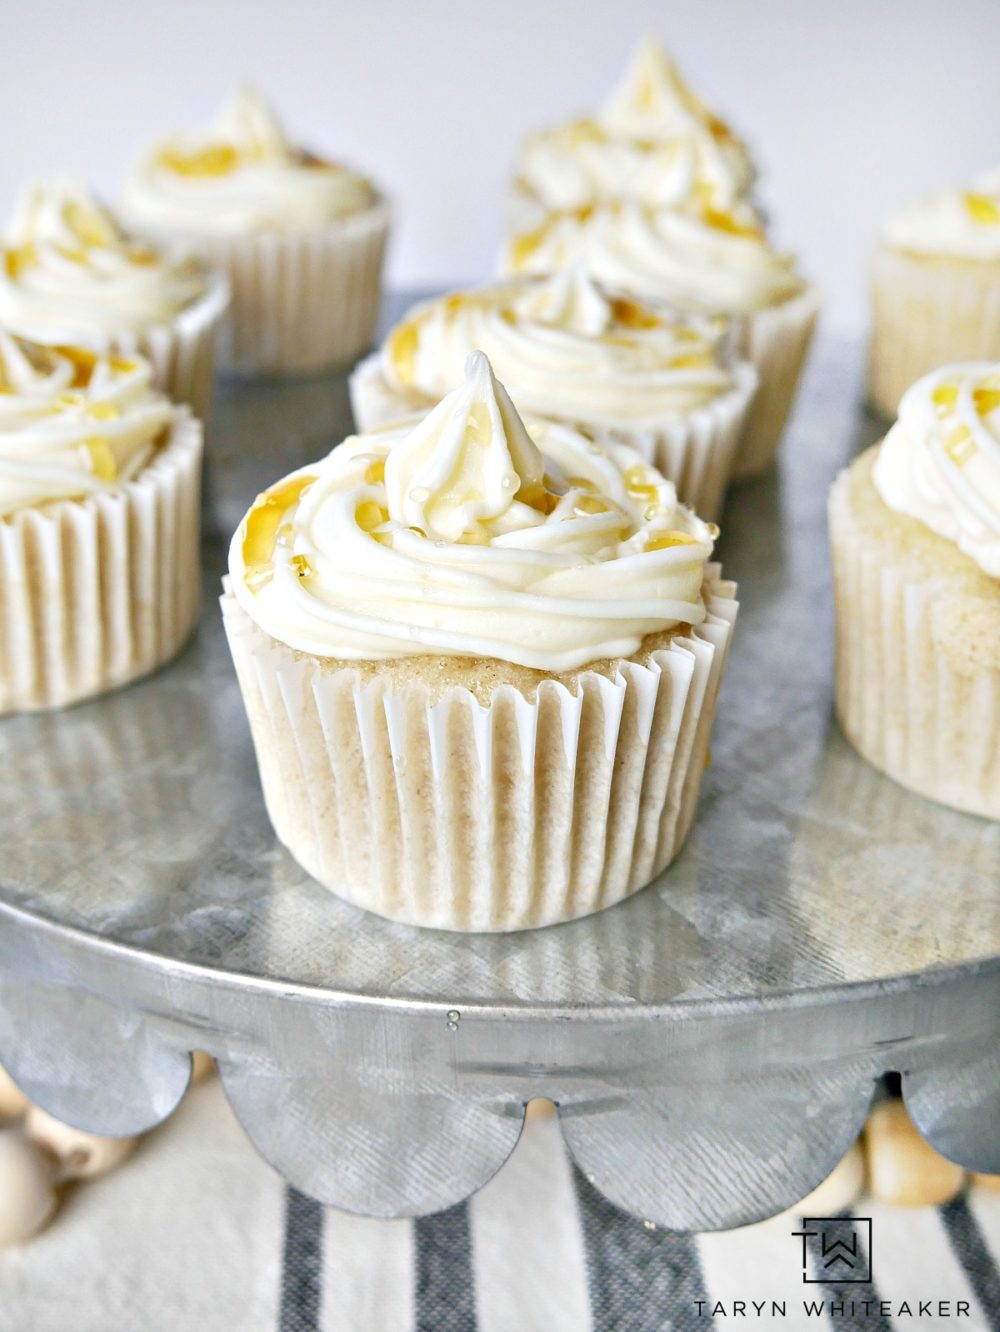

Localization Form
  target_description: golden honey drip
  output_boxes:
[4,244,37,278]
[973,386,1000,417]
[645,530,700,551]
[519,482,560,516]
[54,345,98,388]
[964,193,1000,226]
[84,437,117,482]
[932,383,959,413]
[86,401,120,421]
[945,425,978,466]
[702,207,764,241]
[624,466,659,502]
[355,499,388,532]
[241,473,318,589]
[609,296,661,330]
[387,321,419,386]
[160,144,241,178]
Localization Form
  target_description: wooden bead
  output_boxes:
[0,1066,29,1121]
[865,1100,965,1207]
[970,1172,1000,1193]
[524,1098,556,1123]
[190,1052,216,1086]
[795,1140,865,1215]
[0,1130,57,1246]
[24,1106,136,1181]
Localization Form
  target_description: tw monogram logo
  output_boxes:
[792,1218,874,1284]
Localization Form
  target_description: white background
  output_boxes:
[2,0,998,335]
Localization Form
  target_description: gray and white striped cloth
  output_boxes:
[0,1081,997,1331]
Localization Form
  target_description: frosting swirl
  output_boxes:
[0,333,176,515]
[230,351,714,671]
[504,202,803,315]
[873,362,1000,577]
[516,37,754,214]
[123,87,376,234]
[383,271,738,428]
[0,178,207,342]
[883,167,1000,261]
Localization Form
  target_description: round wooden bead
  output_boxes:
[24,1107,136,1181]
[0,1130,57,1246]
[865,1100,965,1207]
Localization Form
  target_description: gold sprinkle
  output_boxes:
[54,345,98,388]
[932,383,959,414]
[609,296,660,330]
[290,554,313,580]
[408,525,426,537]
[702,207,764,240]
[625,466,659,502]
[86,402,120,421]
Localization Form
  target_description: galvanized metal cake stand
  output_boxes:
[0,318,998,1232]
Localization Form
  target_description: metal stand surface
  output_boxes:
[1,323,997,1230]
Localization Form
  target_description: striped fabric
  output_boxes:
[0,1081,997,1331]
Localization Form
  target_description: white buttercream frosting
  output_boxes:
[873,362,1000,577]
[230,351,714,670]
[516,37,753,214]
[382,271,738,429]
[123,87,375,235]
[0,178,207,343]
[0,334,175,515]
[505,201,803,316]
[883,167,1000,261]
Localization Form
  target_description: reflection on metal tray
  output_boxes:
[0,308,997,1230]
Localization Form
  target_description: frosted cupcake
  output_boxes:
[350,269,758,519]
[0,334,202,713]
[122,87,390,376]
[0,179,226,420]
[830,362,1000,818]
[511,36,754,231]
[504,202,818,479]
[869,168,1000,418]
[223,351,736,931]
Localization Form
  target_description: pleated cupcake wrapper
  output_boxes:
[170,202,390,377]
[0,413,203,715]
[350,356,759,521]
[135,272,229,422]
[829,469,1000,820]
[867,244,1000,420]
[733,283,820,481]
[221,568,737,932]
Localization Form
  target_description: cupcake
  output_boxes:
[830,361,1000,818]
[0,333,202,714]
[223,351,736,931]
[503,201,818,479]
[0,178,227,420]
[869,168,1000,418]
[510,36,755,231]
[350,269,758,519]
[122,87,390,377]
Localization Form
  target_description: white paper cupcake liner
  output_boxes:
[165,202,390,378]
[0,413,203,715]
[135,272,229,421]
[350,357,759,521]
[868,244,1000,419]
[829,458,1000,819]
[221,568,737,932]
[733,283,820,480]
